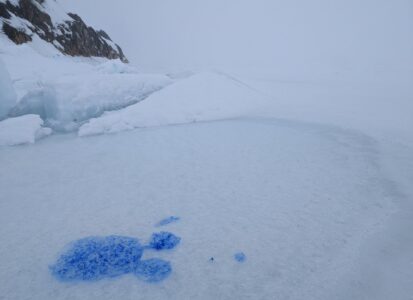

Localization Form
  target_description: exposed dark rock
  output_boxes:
[0,0,128,62]
[0,2,11,19]
[2,22,32,44]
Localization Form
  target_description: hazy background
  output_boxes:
[61,0,413,79]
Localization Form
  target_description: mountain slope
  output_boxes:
[0,0,128,62]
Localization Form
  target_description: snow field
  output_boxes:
[0,119,396,299]
[1,13,412,299]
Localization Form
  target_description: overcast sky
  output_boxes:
[61,0,413,78]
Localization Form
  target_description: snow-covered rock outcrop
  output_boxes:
[0,0,128,62]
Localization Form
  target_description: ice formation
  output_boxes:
[0,58,16,120]
[0,114,52,146]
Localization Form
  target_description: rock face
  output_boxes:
[0,0,128,62]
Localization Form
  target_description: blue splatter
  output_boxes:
[156,216,180,227]
[134,259,172,282]
[51,236,143,281]
[51,231,182,283]
[234,252,246,262]
[149,232,181,250]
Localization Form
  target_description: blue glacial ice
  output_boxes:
[134,259,172,282]
[148,232,181,250]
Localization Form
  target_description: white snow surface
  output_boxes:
[79,72,269,136]
[0,114,51,146]
[39,0,73,25]
[0,119,398,299]
[1,8,413,299]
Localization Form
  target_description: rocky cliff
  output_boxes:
[0,0,128,62]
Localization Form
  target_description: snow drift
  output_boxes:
[0,114,51,146]
[9,72,172,131]
[78,72,269,136]
[0,32,172,134]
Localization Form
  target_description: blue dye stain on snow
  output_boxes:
[149,232,181,250]
[156,216,180,227]
[51,232,181,283]
[50,236,143,281]
[134,259,172,282]
[234,252,246,263]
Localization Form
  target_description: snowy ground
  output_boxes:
[1,31,413,299]
[0,118,404,300]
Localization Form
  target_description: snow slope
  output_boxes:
[10,71,171,131]
[0,33,172,132]
[79,72,269,136]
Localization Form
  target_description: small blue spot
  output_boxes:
[149,232,181,250]
[234,252,246,263]
[134,259,172,282]
[50,236,143,281]
[156,216,180,227]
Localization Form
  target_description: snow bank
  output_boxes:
[0,114,52,146]
[79,72,269,136]
[0,59,16,120]
[1,35,172,132]
[10,73,172,131]
[95,59,139,74]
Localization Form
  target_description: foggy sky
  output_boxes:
[61,0,413,78]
